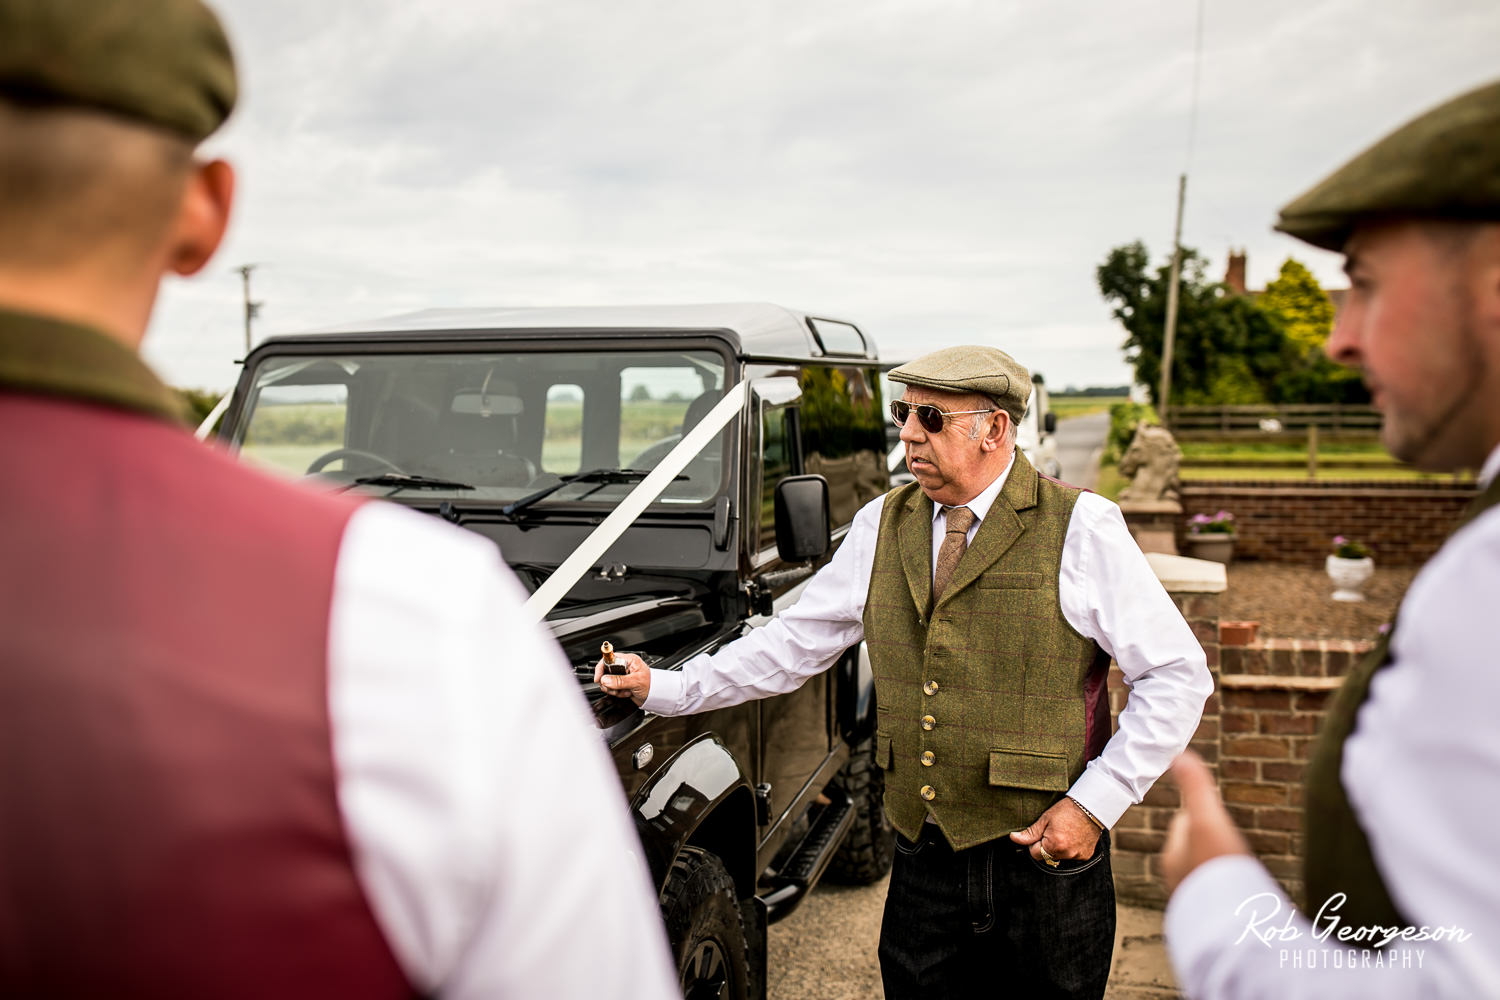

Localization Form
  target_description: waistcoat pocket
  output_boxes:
[977,572,1044,590]
[988,748,1070,791]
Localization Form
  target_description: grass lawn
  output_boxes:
[1051,396,1128,420]
[1181,466,1471,482]
[1094,458,1469,501]
[1178,440,1394,461]
[1096,463,1127,501]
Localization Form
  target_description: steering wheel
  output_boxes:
[305,448,406,476]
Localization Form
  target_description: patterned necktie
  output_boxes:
[932,505,976,605]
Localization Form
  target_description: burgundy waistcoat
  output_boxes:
[0,390,413,998]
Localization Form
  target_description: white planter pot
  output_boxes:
[1186,533,1236,565]
[1326,555,1375,602]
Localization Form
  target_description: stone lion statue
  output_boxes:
[1118,423,1181,503]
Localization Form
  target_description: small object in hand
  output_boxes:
[600,641,629,677]
[1037,845,1060,868]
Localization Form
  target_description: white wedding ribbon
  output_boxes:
[523,380,749,622]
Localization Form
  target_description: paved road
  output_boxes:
[767,874,1180,998]
[1056,410,1110,490]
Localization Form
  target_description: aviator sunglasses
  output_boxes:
[889,400,997,434]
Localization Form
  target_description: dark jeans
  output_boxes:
[878,825,1115,1000]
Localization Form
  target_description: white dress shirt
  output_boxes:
[642,453,1212,828]
[1165,443,1500,998]
[328,501,680,1000]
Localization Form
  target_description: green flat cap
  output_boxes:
[1276,79,1500,251]
[888,345,1031,418]
[0,0,236,142]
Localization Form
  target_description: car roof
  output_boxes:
[274,302,876,361]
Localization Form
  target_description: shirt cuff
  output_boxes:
[640,668,684,716]
[1067,763,1137,829]
[1164,854,1286,991]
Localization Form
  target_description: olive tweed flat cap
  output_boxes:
[888,345,1032,417]
[0,0,236,142]
[1276,79,1500,252]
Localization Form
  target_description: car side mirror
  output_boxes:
[1044,412,1057,433]
[774,475,831,562]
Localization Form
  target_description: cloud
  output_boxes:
[148,0,1500,391]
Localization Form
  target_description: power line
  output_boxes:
[1160,0,1207,420]
[1184,0,1206,172]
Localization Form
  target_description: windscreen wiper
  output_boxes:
[343,473,476,493]
[501,468,682,516]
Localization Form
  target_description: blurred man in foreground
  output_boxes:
[1162,79,1500,997]
[0,3,677,996]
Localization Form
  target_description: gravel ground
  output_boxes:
[1220,562,1416,639]
[767,875,1179,999]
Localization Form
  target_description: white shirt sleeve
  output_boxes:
[1163,504,1500,998]
[1060,492,1214,828]
[327,502,680,1000]
[643,494,883,716]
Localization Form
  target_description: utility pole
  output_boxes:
[234,264,262,354]
[1158,173,1186,427]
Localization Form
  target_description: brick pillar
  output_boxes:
[1110,553,1226,906]
[1224,249,1248,295]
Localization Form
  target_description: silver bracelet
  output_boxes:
[1067,795,1106,831]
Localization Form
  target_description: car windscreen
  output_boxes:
[231,349,729,505]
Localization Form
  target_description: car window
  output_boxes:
[543,383,583,474]
[798,364,888,529]
[234,350,727,504]
[758,402,794,551]
[238,371,350,477]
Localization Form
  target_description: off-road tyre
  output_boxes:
[827,733,895,883]
[661,846,751,1000]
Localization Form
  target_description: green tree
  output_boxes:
[628,383,653,402]
[1258,258,1332,354]
[1097,241,1295,407]
[1255,258,1368,403]
[176,387,224,426]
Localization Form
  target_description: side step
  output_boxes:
[760,787,855,923]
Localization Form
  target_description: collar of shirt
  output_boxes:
[1481,441,1500,489]
[0,306,187,425]
[929,450,1016,532]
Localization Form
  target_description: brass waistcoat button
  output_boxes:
[920,784,936,801]
[921,750,935,766]
[921,715,936,731]
[923,680,939,696]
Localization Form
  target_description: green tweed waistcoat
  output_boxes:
[1303,472,1500,928]
[864,450,1109,851]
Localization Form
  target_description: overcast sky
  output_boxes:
[146,0,1500,392]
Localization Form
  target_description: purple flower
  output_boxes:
[1333,535,1346,546]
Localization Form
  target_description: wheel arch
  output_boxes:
[632,734,758,901]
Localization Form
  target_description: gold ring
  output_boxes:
[1038,846,1060,868]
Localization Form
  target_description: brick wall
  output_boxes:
[1109,592,1373,907]
[1178,479,1475,566]
[1108,589,1222,906]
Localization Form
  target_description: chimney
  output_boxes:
[1225,249,1248,295]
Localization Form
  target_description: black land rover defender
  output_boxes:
[215,303,896,999]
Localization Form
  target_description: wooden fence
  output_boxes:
[1165,403,1380,439]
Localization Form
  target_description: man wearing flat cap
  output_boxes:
[1161,80,1500,997]
[0,2,677,997]
[603,343,1211,996]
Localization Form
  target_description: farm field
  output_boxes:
[1050,395,1128,420]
